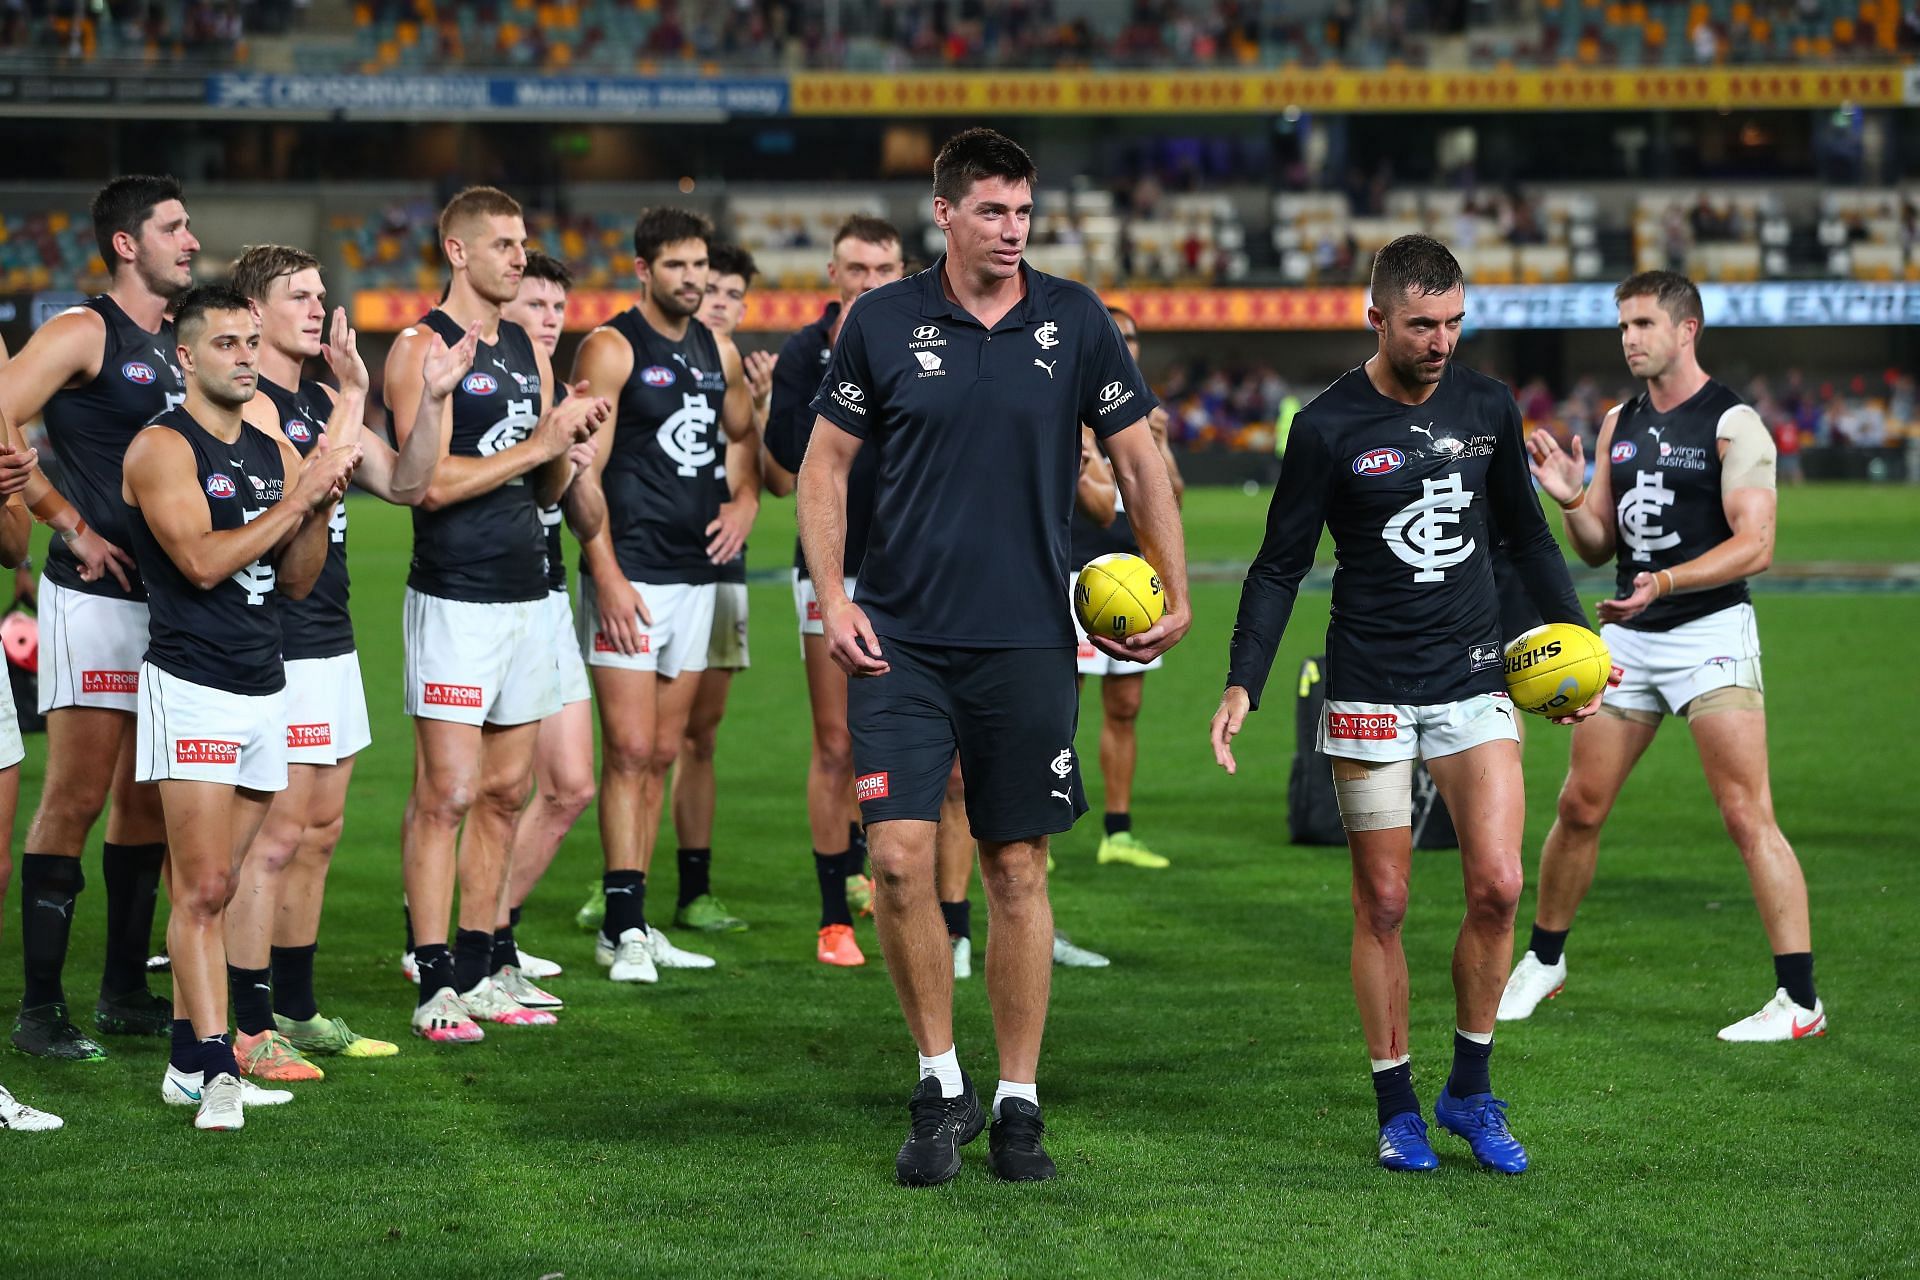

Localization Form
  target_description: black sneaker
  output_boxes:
[895,1072,985,1187]
[95,988,172,1036]
[10,1003,108,1062]
[987,1097,1057,1182]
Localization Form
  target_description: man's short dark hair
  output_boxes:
[1615,269,1704,329]
[1107,305,1137,328]
[833,214,902,252]
[632,207,713,266]
[522,250,573,292]
[1370,234,1465,314]
[230,244,321,304]
[92,174,185,270]
[707,243,758,285]
[172,281,254,347]
[932,128,1037,206]
[438,185,523,248]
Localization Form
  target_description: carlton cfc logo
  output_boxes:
[286,420,312,444]
[1612,441,1637,462]
[1353,447,1405,476]
[462,372,498,396]
[640,365,676,387]
[122,361,157,385]
[205,473,237,499]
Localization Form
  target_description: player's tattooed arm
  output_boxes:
[560,436,605,543]
[1097,417,1191,664]
[716,336,753,443]
[570,326,648,654]
[1530,406,1618,566]
[706,433,760,565]
[0,413,33,569]
[4,309,133,588]
[1076,427,1116,527]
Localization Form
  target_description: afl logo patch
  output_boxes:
[1353,447,1405,476]
[641,365,676,387]
[205,473,237,499]
[121,361,157,385]
[462,372,498,396]
[286,420,312,444]
[1611,441,1637,462]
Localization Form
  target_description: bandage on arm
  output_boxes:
[1717,405,1777,495]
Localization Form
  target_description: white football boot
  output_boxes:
[644,925,716,970]
[596,927,659,984]
[1717,988,1827,1042]
[1497,951,1568,1021]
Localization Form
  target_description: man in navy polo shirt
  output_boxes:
[798,128,1190,1187]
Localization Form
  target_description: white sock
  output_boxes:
[918,1045,963,1098]
[1370,1053,1411,1073]
[992,1079,1038,1119]
[1456,1026,1494,1046]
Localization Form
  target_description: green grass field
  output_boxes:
[3,484,1916,1279]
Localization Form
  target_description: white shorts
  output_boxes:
[548,590,591,706]
[36,577,148,714]
[1602,603,1763,717]
[1070,581,1163,676]
[135,662,288,792]
[403,589,559,727]
[793,570,856,637]
[0,664,22,770]
[1317,693,1519,763]
[283,652,372,766]
[708,582,750,672]
[578,576,715,680]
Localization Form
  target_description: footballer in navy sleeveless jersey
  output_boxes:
[1228,362,1584,709]
[1606,378,1753,632]
[41,295,186,601]
[596,308,729,584]
[408,310,547,603]
[765,301,877,578]
[125,407,289,696]
[258,376,354,660]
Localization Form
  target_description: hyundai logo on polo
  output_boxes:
[122,361,157,385]
[1353,447,1405,476]
[837,382,864,402]
[462,372,498,396]
[912,325,940,341]
[1611,441,1637,462]
[641,365,676,387]
[205,473,237,499]
[1100,381,1124,402]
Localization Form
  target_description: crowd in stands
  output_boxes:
[0,0,302,60]
[5,0,1914,68]
[1154,360,1919,456]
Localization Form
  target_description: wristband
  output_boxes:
[1654,569,1675,597]
[57,519,87,545]
[1558,487,1587,511]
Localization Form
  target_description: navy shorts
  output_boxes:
[846,640,1088,843]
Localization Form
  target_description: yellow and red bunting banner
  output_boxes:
[789,66,1909,116]
[352,287,1369,334]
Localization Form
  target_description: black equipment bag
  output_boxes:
[1287,654,1457,849]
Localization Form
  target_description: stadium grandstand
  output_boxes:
[2,0,1917,68]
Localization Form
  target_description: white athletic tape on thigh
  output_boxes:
[1333,757,1415,832]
